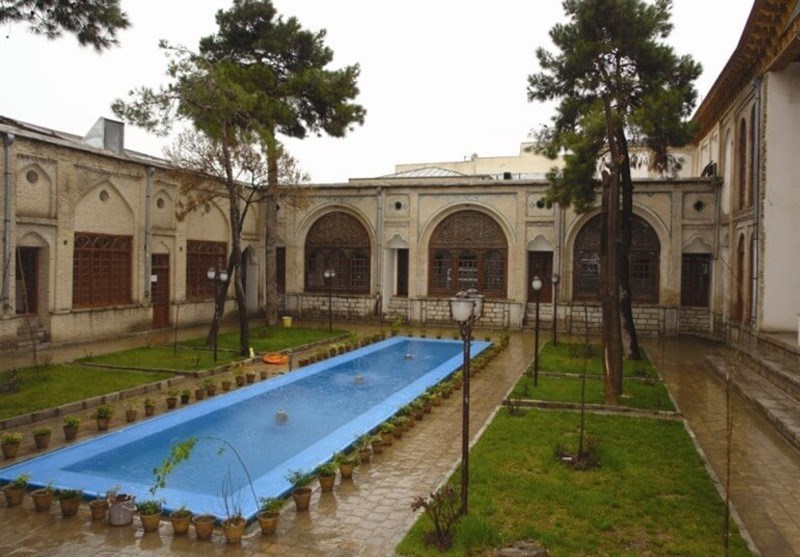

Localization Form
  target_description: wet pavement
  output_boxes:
[0,329,799,556]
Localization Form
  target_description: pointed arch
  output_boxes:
[16,162,54,218]
[304,211,371,294]
[75,180,134,234]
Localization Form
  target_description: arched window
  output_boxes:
[428,210,507,297]
[305,212,371,293]
[737,118,747,210]
[573,213,660,303]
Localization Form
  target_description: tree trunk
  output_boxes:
[616,128,642,361]
[264,142,279,327]
[601,95,623,402]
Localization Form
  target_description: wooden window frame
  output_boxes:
[73,233,132,308]
[186,240,227,300]
[304,212,371,294]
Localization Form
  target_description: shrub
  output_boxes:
[259,496,284,514]
[63,415,81,428]
[411,482,461,550]
[33,425,51,437]
[1,432,22,446]
[92,404,114,419]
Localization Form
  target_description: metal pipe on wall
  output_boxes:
[751,77,762,324]
[2,133,14,315]
[144,166,154,299]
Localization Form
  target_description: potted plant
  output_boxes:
[135,498,163,533]
[356,434,372,463]
[31,482,55,512]
[391,416,407,438]
[380,422,396,446]
[259,368,269,380]
[107,487,135,526]
[452,371,463,390]
[257,497,283,535]
[420,393,434,413]
[33,425,52,449]
[180,388,191,405]
[203,377,217,396]
[371,434,385,454]
[1,431,22,459]
[234,368,245,387]
[56,488,83,518]
[165,389,178,409]
[334,452,360,480]
[192,513,216,541]
[143,397,156,416]
[63,414,81,441]
[89,495,109,521]
[410,399,425,420]
[194,383,206,400]
[2,474,29,507]
[245,370,256,384]
[169,506,192,536]
[125,400,139,423]
[285,469,314,511]
[316,461,337,492]
[221,377,232,392]
[92,404,114,430]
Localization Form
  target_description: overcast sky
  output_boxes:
[0,0,753,183]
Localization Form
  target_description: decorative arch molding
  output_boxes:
[16,162,55,219]
[75,180,134,234]
[18,231,50,249]
[419,202,515,250]
[527,234,553,252]
[298,204,376,249]
[425,208,508,298]
[152,188,176,230]
[569,209,661,303]
[184,201,230,242]
[304,210,372,294]
[152,240,171,255]
[387,234,409,249]
[682,236,713,254]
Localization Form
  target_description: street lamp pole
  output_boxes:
[531,276,542,386]
[449,289,483,516]
[207,267,228,363]
[323,269,336,333]
[551,274,560,347]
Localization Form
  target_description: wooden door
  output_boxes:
[151,254,170,329]
[527,251,553,303]
[15,247,38,315]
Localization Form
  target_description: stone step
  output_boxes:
[739,344,800,404]
[706,353,800,453]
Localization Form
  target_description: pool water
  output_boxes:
[0,337,489,520]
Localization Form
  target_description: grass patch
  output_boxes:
[512,374,675,412]
[79,345,242,370]
[0,365,172,420]
[179,325,348,353]
[537,342,658,377]
[397,410,752,556]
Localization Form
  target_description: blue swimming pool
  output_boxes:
[0,337,489,520]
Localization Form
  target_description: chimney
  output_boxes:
[83,117,125,153]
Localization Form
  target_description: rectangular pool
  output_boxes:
[0,337,489,520]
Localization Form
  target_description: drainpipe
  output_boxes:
[750,77,761,325]
[144,166,154,299]
[375,186,383,316]
[2,133,13,316]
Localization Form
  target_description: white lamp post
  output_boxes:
[531,276,543,386]
[449,288,483,515]
[207,267,228,363]
[323,268,336,332]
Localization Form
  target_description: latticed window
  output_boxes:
[186,240,227,299]
[305,212,371,293]
[573,213,659,302]
[73,233,132,308]
[428,210,507,297]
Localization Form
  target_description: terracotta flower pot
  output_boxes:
[63,425,79,441]
[192,514,216,541]
[90,499,109,521]
[34,433,51,450]
[223,517,246,544]
[59,497,81,518]
[169,509,192,535]
[246,373,256,384]
[221,380,232,392]
[144,405,155,417]
[2,442,20,459]
[259,370,268,380]
[96,417,111,431]
[166,397,178,409]
[358,447,372,463]
[139,511,162,533]
[257,511,279,535]
[31,489,54,512]
[125,409,138,423]
[2,485,25,507]
[235,376,245,387]
[318,474,336,492]
[291,487,312,511]
[339,463,355,480]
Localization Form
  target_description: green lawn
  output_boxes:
[0,365,173,420]
[397,409,751,556]
[513,374,675,412]
[79,345,243,370]
[179,325,348,353]
[537,342,658,377]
